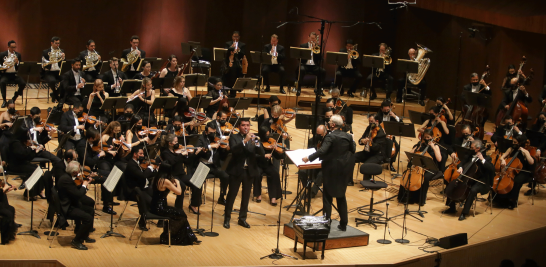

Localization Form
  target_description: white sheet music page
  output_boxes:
[286,148,322,168]
[190,162,210,189]
[104,166,123,192]
[24,167,44,191]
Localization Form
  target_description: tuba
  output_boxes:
[0,52,17,71]
[42,48,65,69]
[407,43,432,85]
[82,49,100,71]
[121,49,140,72]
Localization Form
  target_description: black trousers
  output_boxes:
[397,78,427,101]
[64,138,83,151]
[262,64,285,91]
[43,71,61,100]
[254,160,282,199]
[335,69,362,93]
[365,73,393,97]
[507,172,532,203]
[354,151,384,180]
[0,203,16,244]
[297,65,325,91]
[225,168,254,220]
[323,188,348,227]
[0,73,26,101]
[174,174,202,209]
[397,171,436,205]
[447,182,490,215]
[67,204,94,242]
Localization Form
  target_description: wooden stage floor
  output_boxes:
[1,86,545,267]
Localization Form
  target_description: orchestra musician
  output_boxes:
[325,96,353,133]
[121,35,146,79]
[377,100,400,172]
[59,102,86,150]
[262,34,286,94]
[335,39,362,97]
[418,105,451,145]
[56,161,96,250]
[102,57,127,97]
[262,105,292,148]
[0,40,26,107]
[500,65,518,90]
[296,32,326,97]
[491,116,522,145]
[397,48,426,106]
[366,43,394,101]
[258,95,281,127]
[221,47,243,98]
[497,77,532,128]
[26,107,54,146]
[225,31,246,60]
[127,77,156,124]
[212,110,229,139]
[78,40,102,82]
[165,76,192,103]
[206,79,225,118]
[116,104,134,122]
[125,146,157,230]
[0,175,17,244]
[530,112,546,132]
[223,119,265,229]
[435,97,455,123]
[254,126,284,206]
[75,128,116,185]
[0,100,17,131]
[354,114,387,181]
[461,72,491,127]
[60,59,86,104]
[125,115,152,148]
[448,125,475,161]
[43,36,66,103]
[303,115,356,231]
[133,61,153,80]
[87,79,109,117]
[165,116,185,136]
[159,55,181,79]
[443,140,495,221]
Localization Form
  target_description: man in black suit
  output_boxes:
[78,40,102,82]
[125,146,156,230]
[365,43,394,101]
[397,48,427,106]
[303,115,356,231]
[26,107,52,146]
[56,161,95,250]
[461,72,491,103]
[354,114,387,180]
[0,40,26,107]
[59,102,86,150]
[121,35,146,79]
[223,119,265,229]
[335,39,362,97]
[60,59,85,104]
[42,36,66,103]
[497,77,533,128]
[376,100,400,172]
[102,57,127,97]
[262,34,286,94]
[491,116,522,145]
[224,31,246,61]
[296,32,326,97]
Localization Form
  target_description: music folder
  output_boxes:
[362,55,385,69]
[289,47,312,60]
[326,51,349,66]
[286,149,322,170]
[213,48,227,62]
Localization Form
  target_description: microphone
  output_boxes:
[375,22,382,30]
[277,22,289,28]
[289,7,298,14]
[468,27,479,32]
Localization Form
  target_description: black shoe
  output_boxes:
[348,92,355,98]
[418,100,425,106]
[49,93,57,103]
[38,194,47,199]
[156,220,164,228]
[458,214,466,221]
[16,223,22,228]
[524,189,536,196]
[188,205,200,215]
[348,181,354,186]
[296,90,301,96]
[223,218,230,229]
[111,202,121,206]
[217,197,226,205]
[90,228,96,233]
[279,88,286,94]
[71,240,88,250]
[508,201,517,210]
[269,199,277,207]
[390,165,396,172]
[238,219,250,228]
[370,95,377,100]
[1,101,6,108]
[253,197,262,203]
[337,224,347,231]
[264,87,271,92]
[139,223,148,231]
[102,207,117,215]
[84,237,96,243]
[443,207,457,214]
[320,91,325,96]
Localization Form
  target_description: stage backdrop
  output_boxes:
[0,0,544,119]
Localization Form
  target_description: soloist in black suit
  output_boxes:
[296,43,326,92]
[0,50,26,102]
[261,44,286,92]
[42,48,65,102]
[121,48,146,78]
[78,50,103,82]
[335,48,362,94]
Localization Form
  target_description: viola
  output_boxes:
[492,151,522,194]
[282,108,296,119]
[178,145,208,154]
[36,119,57,132]
[262,138,285,154]
[140,159,159,170]
[77,113,88,124]
[363,124,379,152]
[138,126,165,137]
[112,138,129,152]
[220,122,239,135]
[75,166,93,186]
[418,99,451,143]
[270,120,292,140]
[174,127,187,137]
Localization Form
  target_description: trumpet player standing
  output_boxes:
[335,39,362,98]
[296,32,325,97]
[0,40,26,107]
[262,34,286,94]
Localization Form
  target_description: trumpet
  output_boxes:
[376,46,392,77]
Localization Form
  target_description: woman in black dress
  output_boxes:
[206,79,225,118]
[150,163,200,245]
[0,180,17,244]
[127,77,156,125]
[133,61,153,80]
[87,79,109,117]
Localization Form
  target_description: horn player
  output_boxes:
[0,40,26,108]
[78,39,102,82]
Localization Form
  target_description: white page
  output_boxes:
[286,148,322,167]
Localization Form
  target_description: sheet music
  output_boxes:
[286,148,322,168]
[190,162,210,189]
[104,166,123,193]
[24,167,43,191]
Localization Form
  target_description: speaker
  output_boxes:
[438,233,468,249]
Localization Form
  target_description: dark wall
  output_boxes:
[0,0,543,118]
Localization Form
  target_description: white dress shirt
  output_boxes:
[71,111,82,140]
[50,46,60,71]
[73,70,82,95]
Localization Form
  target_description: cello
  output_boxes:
[400,138,434,191]
[492,151,523,194]
[444,145,490,202]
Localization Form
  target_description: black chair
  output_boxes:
[129,187,171,248]
[355,163,388,229]
[47,187,75,248]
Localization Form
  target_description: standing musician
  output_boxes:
[78,40,102,82]
[195,122,230,205]
[377,100,400,172]
[61,59,85,104]
[354,114,386,181]
[42,36,65,103]
[397,129,442,206]
[303,115,356,231]
[443,140,495,221]
[397,48,426,106]
[86,79,108,117]
[221,47,243,98]
[102,57,127,97]
[335,39,362,97]
[497,77,533,128]
[133,61,153,80]
[59,102,86,150]
[0,40,26,107]
[127,77,156,123]
[26,107,54,146]
[160,134,202,214]
[56,161,96,250]
[121,35,146,79]
[262,34,286,94]
[491,116,522,145]
[366,43,394,101]
[497,135,535,209]
[223,119,265,229]
[255,126,284,206]
[125,146,157,230]
[206,79,225,118]
[296,32,326,97]
[325,96,353,133]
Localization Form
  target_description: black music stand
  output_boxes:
[119,80,142,95]
[295,114,317,149]
[383,121,416,179]
[213,48,227,62]
[233,97,252,114]
[289,47,312,110]
[496,138,513,154]
[81,83,95,98]
[99,61,110,74]
[408,110,431,125]
[151,96,178,124]
[59,61,71,76]
[362,55,385,115]
[460,91,492,124]
[18,62,43,113]
[155,76,176,93]
[249,51,273,120]
[185,73,207,97]
[188,95,211,113]
[100,96,128,121]
[453,145,475,164]
[326,52,349,87]
[397,59,419,119]
[138,57,163,72]
[181,42,202,58]
[233,78,258,95]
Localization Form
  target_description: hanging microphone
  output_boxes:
[109,50,116,55]
[375,22,383,30]
[289,7,298,14]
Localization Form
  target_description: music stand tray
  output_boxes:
[453,145,474,164]
[188,95,212,110]
[295,114,315,130]
[99,61,111,74]
[185,74,207,87]
[17,62,42,77]
[463,91,492,108]
[151,96,178,110]
[234,98,252,111]
[233,78,258,92]
[404,152,439,172]
[249,51,273,65]
[326,52,348,66]
[81,83,95,98]
[362,55,385,69]
[396,59,419,73]
[162,76,175,89]
[138,58,163,72]
[289,47,312,61]
[408,110,430,125]
[213,48,227,62]
[383,121,416,139]
[100,97,121,111]
[119,80,142,95]
[181,42,202,57]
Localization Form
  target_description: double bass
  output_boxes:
[461,66,490,139]
[495,56,534,126]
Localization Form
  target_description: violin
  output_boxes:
[220,121,239,135]
[270,120,292,140]
[174,127,187,137]
[112,138,130,152]
[36,119,57,132]
[176,145,208,154]
[492,151,522,194]
[419,98,451,142]
[74,166,94,186]
[140,159,160,170]
[77,113,88,124]
[363,123,379,152]
[138,126,165,137]
[184,107,208,121]
[262,138,285,154]
[282,108,296,119]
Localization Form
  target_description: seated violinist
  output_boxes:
[354,114,386,182]
[254,126,284,206]
[125,115,153,147]
[491,116,522,145]
[91,115,108,131]
[165,116,185,136]
[376,100,399,172]
[212,110,233,139]
[26,107,54,146]
[76,127,116,179]
[418,105,450,146]
[262,105,292,148]
[258,95,281,128]
[397,129,442,206]
[443,140,495,221]
[325,95,353,133]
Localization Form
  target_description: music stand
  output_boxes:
[59,61,71,76]
[295,114,317,149]
[18,62,43,113]
[99,61,110,74]
[81,83,95,98]
[361,55,385,114]
[188,95,211,112]
[155,76,176,93]
[289,47,312,110]
[138,57,163,72]
[249,51,273,120]
[101,96,128,121]
[101,166,125,238]
[326,52,349,86]
[181,42,202,58]
[119,80,142,95]
[496,138,513,154]
[189,162,211,236]
[185,73,207,97]
[151,96,178,124]
[526,130,542,147]
[18,167,43,239]
[397,59,419,119]
[233,78,258,94]
[383,121,416,178]
[213,48,227,62]
[233,97,252,113]
[408,110,431,125]
[453,145,475,164]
